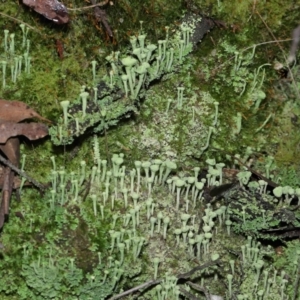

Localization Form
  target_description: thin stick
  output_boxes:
[255,10,300,100]
[68,0,109,11]
[0,12,42,34]
[212,38,292,73]
[242,38,292,51]
[0,153,46,191]
[255,11,287,56]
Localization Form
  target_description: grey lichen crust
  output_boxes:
[129,89,216,161]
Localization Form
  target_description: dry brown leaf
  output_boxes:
[0,138,20,229]
[0,138,20,167]
[22,0,69,24]
[0,99,51,123]
[0,121,49,143]
[0,166,14,229]
[0,165,30,189]
[0,99,49,230]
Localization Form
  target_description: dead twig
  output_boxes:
[255,10,300,100]
[179,286,202,300]
[177,259,220,279]
[242,38,292,51]
[0,153,46,191]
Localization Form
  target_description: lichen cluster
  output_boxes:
[1,0,300,299]
[48,15,204,146]
[0,25,31,88]
[1,139,297,299]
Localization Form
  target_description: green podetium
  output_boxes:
[60,100,70,126]
[227,274,233,298]
[175,179,185,210]
[121,74,129,97]
[177,86,185,108]
[129,36,137,51]
[1,27,31,89]
[138,34,146,50]
[152,257,160,280]
[121,56,138,97]
[80,91,89,118]
[201,126,214,152]
[4,29,9,52]
[146,44,157,62]
[163,216,170,239]
[134,62,150,98]
[1,60,7,88]
[9,33,15,55]
[91,60,97,83]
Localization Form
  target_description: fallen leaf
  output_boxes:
[22,0,69,24]
[0,166,31,189]
[0,99,51,123]
[0,121,49,143]
[0,138,20,167]
[0,99,49,230]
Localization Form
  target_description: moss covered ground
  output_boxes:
[1,0,300,299]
